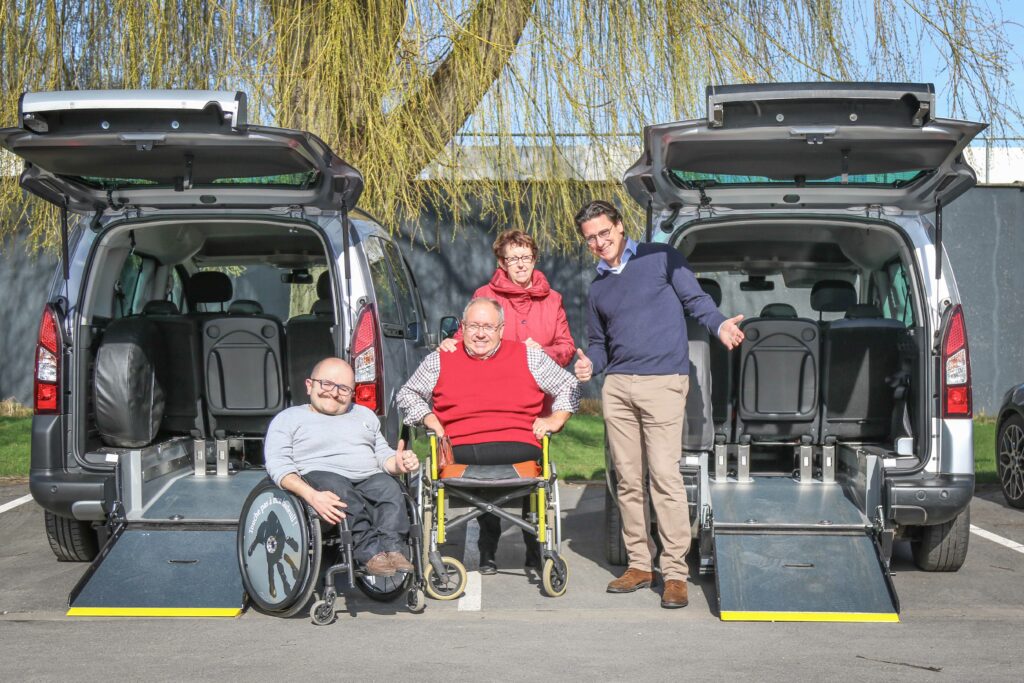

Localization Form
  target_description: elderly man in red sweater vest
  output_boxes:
[397,297,580,574]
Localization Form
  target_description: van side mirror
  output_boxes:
[439,315,459,341]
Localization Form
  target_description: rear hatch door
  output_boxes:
[0,90,363,213]
[624,82,986,213]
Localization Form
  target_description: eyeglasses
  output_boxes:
[462,322,502,334]
[584,227,615,246]
[504,255,535,266]
[310,378,354,396]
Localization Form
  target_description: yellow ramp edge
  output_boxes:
[67,607,241,618]
[720,611,899,623]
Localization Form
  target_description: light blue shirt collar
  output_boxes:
[596,238,638,275]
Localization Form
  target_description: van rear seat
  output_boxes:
[141,299,206,437]
[735,310,820,445]
[697,278,734,442]
[190,272,286,437]
[285,272,335,406]
[820,303,905,442]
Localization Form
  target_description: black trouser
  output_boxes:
[302,471,409,564]
[452,442,543,561]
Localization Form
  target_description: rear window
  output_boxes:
[670,169,926,188]
[75,170,318,189]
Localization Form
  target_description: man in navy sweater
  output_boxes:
[573,200,745,609]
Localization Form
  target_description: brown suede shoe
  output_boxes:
[385,551,414,573]
[661,579,689,608]
[606,568,654,593]
[364,552,397,577]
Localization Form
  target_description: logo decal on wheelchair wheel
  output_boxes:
[241,490,305,606]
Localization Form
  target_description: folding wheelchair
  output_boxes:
[417,432,568,598]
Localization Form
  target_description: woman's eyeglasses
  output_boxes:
[503,255,535,266]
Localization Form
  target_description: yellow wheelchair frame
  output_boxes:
[417,432,568,599]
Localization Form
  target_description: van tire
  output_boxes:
[44,511,99,562]
[911,507,970,572]
[605,486,628,566]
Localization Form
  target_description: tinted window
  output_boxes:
[882,261,915,326]
[381,240,420,337]
[365,236,403,329]
[113,253,144,318]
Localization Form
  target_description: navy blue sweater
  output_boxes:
[586,242,726,376]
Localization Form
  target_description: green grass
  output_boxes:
[974,417,997,484]
[0,417,32,477]
[410,414,607,481]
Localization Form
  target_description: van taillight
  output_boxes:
[35,305,61,414]
[352,304,383,414]
[940,304,972,418]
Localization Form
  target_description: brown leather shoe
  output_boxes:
[606,568,654,593]
[385,551,414,573]
[661,579,689,608]
[364,552,397,577]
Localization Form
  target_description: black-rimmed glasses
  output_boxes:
[309,378,354,396]
[504,255,535,266]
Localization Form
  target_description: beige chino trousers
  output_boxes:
[602,373,690,580]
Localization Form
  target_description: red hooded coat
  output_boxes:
[460,268,574,367]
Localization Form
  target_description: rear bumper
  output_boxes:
[30,469,110,520]
[886,473,974,527]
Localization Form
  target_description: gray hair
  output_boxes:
[462,297,504,325]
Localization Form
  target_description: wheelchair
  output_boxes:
[237,476,427,625]
[417,432,568,598]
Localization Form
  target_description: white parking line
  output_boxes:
[970,525,1024,555]
[459,519,482,611]
[458,571,482,611]
[0,494,33,515]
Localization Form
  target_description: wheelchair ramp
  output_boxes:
[67,526,243,617]
[710,478,899,623]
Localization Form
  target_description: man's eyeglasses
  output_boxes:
[584,227,615,246]
[504,255,535,266]
[310,378,354,396]
[463,322,502,334]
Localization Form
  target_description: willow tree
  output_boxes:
[0,0,1019,252]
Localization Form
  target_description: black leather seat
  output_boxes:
[735,302,820,444]
[683,317,713,453]
[820,302,905,442]
[697,278,733,441]
[759,302,798,318]
[191,272,287,436]
[141,299,206,437]
[285,272,335,406]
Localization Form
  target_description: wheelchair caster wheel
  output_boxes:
[309,599,335,626]
[407,588,426,613]
[424,556,467,600]
[541,557,568,598]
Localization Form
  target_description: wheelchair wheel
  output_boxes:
[309,597,336,626]
[541,556,569,598]
[238,478,322,617]
[424,556,467,600]
[355,572,412,602]
[407,588,426,614]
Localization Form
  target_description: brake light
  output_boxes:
[35,305,62,414]
[351,304,383,414]
[940,304,972,418]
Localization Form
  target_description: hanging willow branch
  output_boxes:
[0,0,1019,253]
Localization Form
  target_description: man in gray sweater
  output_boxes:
[265,357,420,577]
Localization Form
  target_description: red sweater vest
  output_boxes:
[434,341,544,446]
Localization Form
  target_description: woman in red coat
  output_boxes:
[442,230,574,366]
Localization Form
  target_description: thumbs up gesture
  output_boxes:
[393,439,420,474]
[574,348,594,383]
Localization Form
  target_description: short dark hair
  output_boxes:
[574,200,622,234]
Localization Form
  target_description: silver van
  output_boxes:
[2,91,431,574]
[612,83,979,620]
